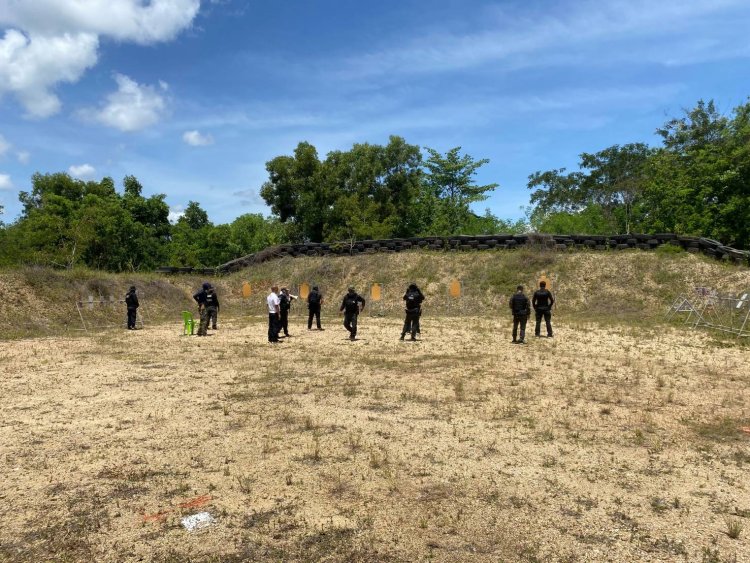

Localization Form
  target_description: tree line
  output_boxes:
[0,141,515,271]
[0,174,286,270]
[528,99,750,249]
[0,98,747,271]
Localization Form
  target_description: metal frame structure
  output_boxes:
[666,287,750,337]
[75,294,146,332]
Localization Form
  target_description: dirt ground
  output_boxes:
[0,312,748,562]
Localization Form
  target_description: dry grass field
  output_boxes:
[1,250,749,562]
[1,310,749,562]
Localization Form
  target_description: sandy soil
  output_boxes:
[0,313,748,562]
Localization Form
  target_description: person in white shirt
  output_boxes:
[266,285,282,343]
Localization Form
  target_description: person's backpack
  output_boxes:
[512,294,529,316]
[206,291,216,306]
[405,291,420,312]
[344,294,360,312]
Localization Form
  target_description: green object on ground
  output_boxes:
[182,311,195,335]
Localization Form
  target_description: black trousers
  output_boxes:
[127,308,137,329]
[280,309,290,336]
[268,313,280,342]
[535,310,553,336]
[343,312,358,338]
[308,307,321,329]
[402,312,420,338]
[513,315,527,341]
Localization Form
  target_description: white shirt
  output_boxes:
[267,292,280,314]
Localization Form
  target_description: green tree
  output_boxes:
[644,99,750,247]
[6,173,173,270]
[180,201,210,230]
[528,143,652,234]
[229,213,288,255]
[528,205,611,235]
[422,147,499,235]
[323,137,423,241]
[261,137,423,242]
[260,142,325,241]
[123,175,143,197]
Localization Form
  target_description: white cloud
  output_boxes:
[83,74,168,132]
[0,134,10,156]
[0,174,13,191]
[168,205,184,223]
[0,29,99,117]
[337,0,750,79]
[0,135,31,164]
[0,1,199,117]
[182,130,215,146]
[69,163,96,179]
[0,0,201,44]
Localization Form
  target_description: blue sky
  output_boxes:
[1,0,749,225]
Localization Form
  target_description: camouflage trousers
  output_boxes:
[197,307,209,336]
[206,306,218,330]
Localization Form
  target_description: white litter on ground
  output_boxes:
[181,512,215,532]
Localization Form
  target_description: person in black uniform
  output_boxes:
[307,285,324,330]
[205,285,220,330]
[193,282,210,336]
[125,285,139,330]
[509,285,530,344]
[279,287,297,337]
[400,283,424,341]
[339,286,366,341]
[533,280,555,337]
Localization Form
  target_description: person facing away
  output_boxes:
[339,286,366,341]
[533,280,555,338]
[509,285,530,344]
[278,287,297,337]
[401,283,424,341]
[205,285,220,331]
[307,285,324,330]
[266,285,282,343]
[193,282,211,336]
[125,285,139,330]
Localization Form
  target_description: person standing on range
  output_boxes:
[339,286,366,341]
[509,285,530,344]
[533,280,555,338]
[279,287,297,337]
[193,282,211,336]
[125,285,139,330]
[267,285,282,343]
[400,283,424,341]
[205,285,220,331]
[307,285,324,330]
